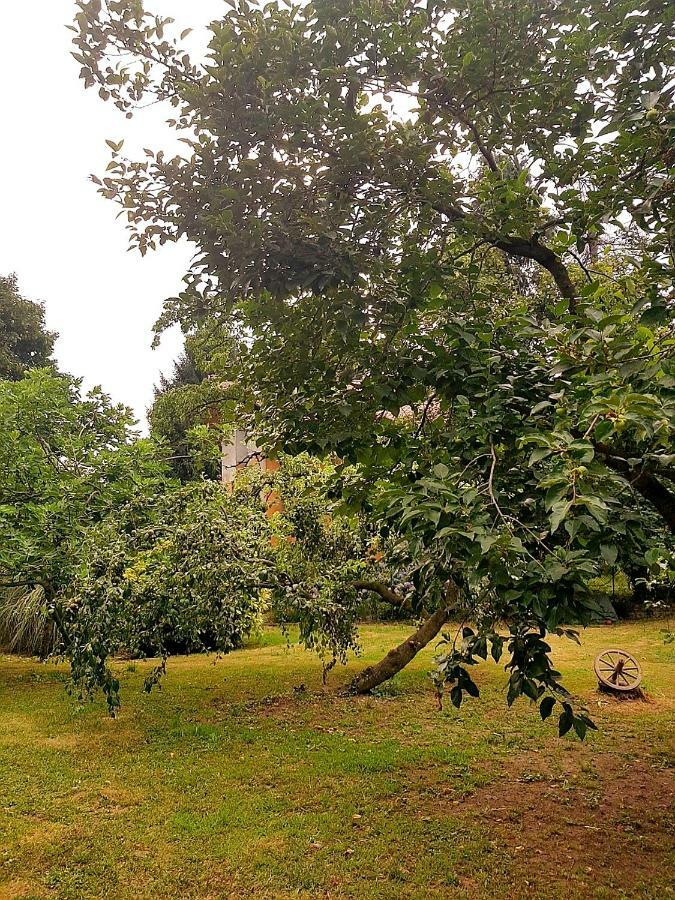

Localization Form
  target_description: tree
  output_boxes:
[59,456,368,713]
[0,369,169,615]
[71,0,674,731]
[149,319,243,481]
[149,343,215,481]
[0,274,56,380]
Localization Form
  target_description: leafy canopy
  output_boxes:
[61,457,369,712]
[71,0,674,729]
[0,274,56,380]
[0,369,169,605]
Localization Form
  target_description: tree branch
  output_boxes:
[427,198,578,311]
[493,235,577,309]
[595,444,675,533]
[348,579,460,694]
[457,113,498,173]
[352,580,411,611]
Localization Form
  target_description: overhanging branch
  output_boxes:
[352,580,412,612]
[595,443,675,533]
[427,197,578,311]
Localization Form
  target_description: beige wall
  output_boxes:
[221,428,261,484]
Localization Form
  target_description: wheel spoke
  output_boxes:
[595,649,641,692]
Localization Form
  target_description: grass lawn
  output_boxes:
[0,620,673,899]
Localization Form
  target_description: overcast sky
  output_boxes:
[0,1,225,429]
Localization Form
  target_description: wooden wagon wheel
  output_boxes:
[593,649,642,692]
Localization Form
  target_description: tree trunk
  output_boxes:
[348,581,459,694]
[596,445,675,534]
[628,471,675,534]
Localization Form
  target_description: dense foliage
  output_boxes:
[0,370,169,636]
[68,0,674,730]
[148,323,237,481]
[61,457,368,712]
[0,274,56,380]
[0,368,367,707]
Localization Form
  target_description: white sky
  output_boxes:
[0,1,224,429]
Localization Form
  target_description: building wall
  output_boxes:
[221,428,259,484]
[221,429,280,484]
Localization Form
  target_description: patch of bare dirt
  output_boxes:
[457,752,674,896]
[592,688,674,714]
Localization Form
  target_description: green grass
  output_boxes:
[0,621,673,899]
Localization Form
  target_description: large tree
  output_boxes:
[72,0,674,731]
[62,456,370,712]
[0,274,56,380]
[149,340,218,482]
[0,369,168,609]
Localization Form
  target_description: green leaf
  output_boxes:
[593,420,614,442]
[550,501,572,534]
[539,696,556,720]
[529,447,552,465]
[558,709,574,736]
[572,717,587,740]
